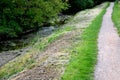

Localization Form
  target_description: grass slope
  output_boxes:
[0,26,75,79]
[112,2,120,35]
[61,3,109,80]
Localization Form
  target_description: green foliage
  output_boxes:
[112,2,120,34]
[0,0,68,39]
[115,0,119,3]
[67,0,94,12]
[74,0,94,9]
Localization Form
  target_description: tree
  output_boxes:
[0,0,68,39]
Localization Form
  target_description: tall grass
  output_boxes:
[61,3,109,80]
[112,2,120,35]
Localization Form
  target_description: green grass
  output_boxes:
[112,2,120,35]
[61,3,109,80]
[0,26,75,80]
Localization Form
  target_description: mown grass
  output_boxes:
[112,2,120,35]
[0,26,75,80]
[61,3,109,80]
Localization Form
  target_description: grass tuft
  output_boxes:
[112,2,120,35]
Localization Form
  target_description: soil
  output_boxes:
[95,3,120,80]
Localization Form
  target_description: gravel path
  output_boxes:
[95,3,120,80]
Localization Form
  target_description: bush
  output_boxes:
[0,0,68,39]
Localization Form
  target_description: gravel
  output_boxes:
[95,3,120,80]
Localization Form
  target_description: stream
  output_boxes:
[0,26,57,67]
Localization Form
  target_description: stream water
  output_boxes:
[0,26,57,67]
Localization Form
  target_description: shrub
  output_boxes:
[0,0,68,39]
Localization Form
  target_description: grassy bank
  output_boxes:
[0,26,75,79]
[112,2,120,35]
[61,3,109,80]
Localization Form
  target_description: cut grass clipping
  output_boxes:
[112,2,120,35]
[61,3,109,80]
[0,26,75,79]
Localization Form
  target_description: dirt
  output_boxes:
[95,3,120,80]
